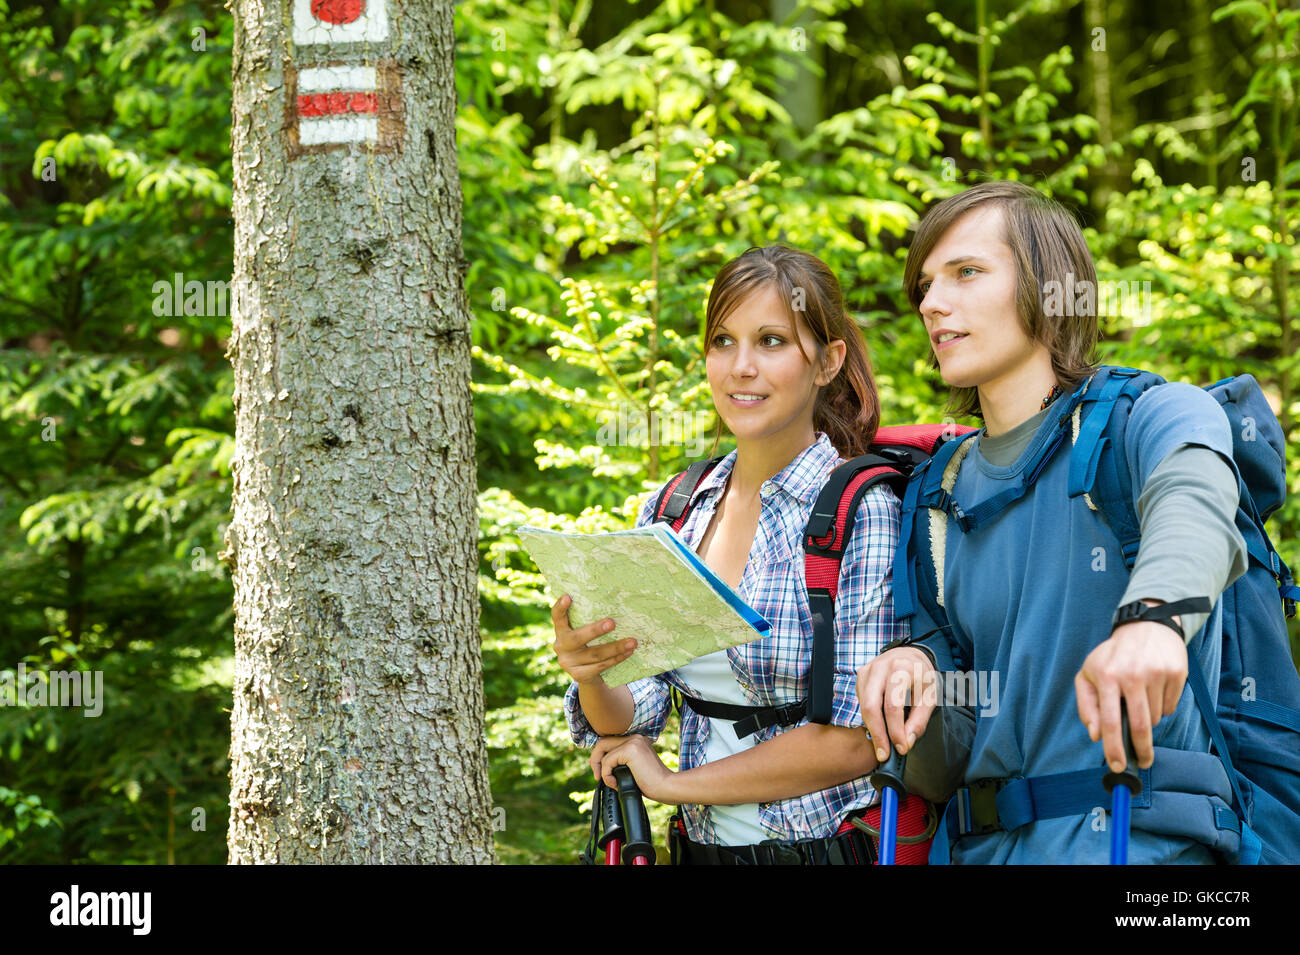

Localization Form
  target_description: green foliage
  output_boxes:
[0,785,59,850]
[0,0,235,864]
[904,1,1103,199]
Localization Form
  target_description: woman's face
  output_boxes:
[705,284,843,447]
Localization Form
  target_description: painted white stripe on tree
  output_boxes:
[298,115,379,145]
[298,66,378,93]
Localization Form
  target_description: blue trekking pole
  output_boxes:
[1101,704,1142,865]
[870,743,908,865]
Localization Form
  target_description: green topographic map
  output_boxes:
[518,523,771,686]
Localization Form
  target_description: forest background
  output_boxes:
[1,0,1297,863]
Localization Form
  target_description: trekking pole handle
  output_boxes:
[613,765,656,865]
[869,707,909,798]
[1101,702,1142,795]
[596,779,626,864]
[870,748,908,797]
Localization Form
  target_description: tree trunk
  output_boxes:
[1083,0,1119,210]
[224,0,495,863]
[1188,0,1218,190]
[771,0,821,156]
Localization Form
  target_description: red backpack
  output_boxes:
[652,424,975,864]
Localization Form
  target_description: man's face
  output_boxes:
[916,205,1044,392]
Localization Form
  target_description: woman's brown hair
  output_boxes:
[703,245,880,459]
[902,180,1100,419]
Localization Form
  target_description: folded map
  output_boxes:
[517,522,772,687]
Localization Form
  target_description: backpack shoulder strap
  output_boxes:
[652,456,726,532]
[804,455,910,724]
[949,373,1096,532]
[893,429,976,623]
[805,424,976,724]
[1067,366,1164,568]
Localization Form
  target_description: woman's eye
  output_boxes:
[959,266,979,278]
[711,334,783,347]
[919,281,931,295]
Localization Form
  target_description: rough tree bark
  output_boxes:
[223,0,495,863]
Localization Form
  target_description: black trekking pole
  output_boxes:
[612,766,655,865]
[587,776,626,865]
[1101,703,1142,865]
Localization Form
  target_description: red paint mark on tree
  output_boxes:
[311,0,366,25]
[297,92,380,117]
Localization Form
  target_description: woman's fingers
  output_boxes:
[566,617,617,650]
[570,638,637,667]
[553,595,639,686]
[551,594,617,652]
[549,592,569,624]
[590,736,629,782]
[550,594,636,683]
[590,736,616,777]
[598,746,630,788]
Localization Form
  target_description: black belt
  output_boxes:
[668,813,876,865]
[676,691,807,740]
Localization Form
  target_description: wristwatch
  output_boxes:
[881,633,938,668]
[1110,597,1212,641]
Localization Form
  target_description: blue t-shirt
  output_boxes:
[922,381,1238,864]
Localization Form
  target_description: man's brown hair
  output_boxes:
[902,180,1100,418]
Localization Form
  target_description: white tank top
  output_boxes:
[675,649,767,845]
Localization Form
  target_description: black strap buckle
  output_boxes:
[758,841,806,865]
[772,702,804,726]
[933,489,972,533]
[959,778,1007,836]
[732,701,806,740]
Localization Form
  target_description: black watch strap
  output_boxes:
[1110,597,1213,641]
[881,634,938,668]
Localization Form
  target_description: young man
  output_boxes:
[857,180,1249,863]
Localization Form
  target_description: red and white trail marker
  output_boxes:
[293,0,388,45]
[286,63,403,155]
[297,66,379,145]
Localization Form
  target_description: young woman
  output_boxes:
[551,245,908,864]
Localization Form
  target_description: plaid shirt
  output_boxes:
[564,431,908,844]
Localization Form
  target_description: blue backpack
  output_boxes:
[893,365,1300,864]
